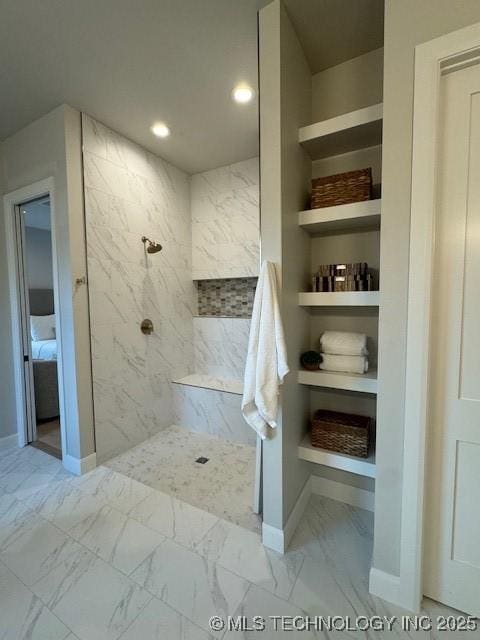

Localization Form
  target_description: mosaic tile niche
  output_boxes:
[196,277,257,317]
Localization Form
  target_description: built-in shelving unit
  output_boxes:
[298,368,377,394]
[299,199,381,236]
[299,103,383,160]
[296,97,383,483]
[298,291,379,307]
[298,434,376,478]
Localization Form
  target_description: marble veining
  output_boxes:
[191,158,260,280]
[83,114,195,462]
[106,425,260,531]
[0,444,469,640]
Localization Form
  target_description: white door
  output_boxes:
[424,61,480,615]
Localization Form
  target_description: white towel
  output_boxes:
[320,331,368,356]
[320,353,368,374]
[242,261,289,439]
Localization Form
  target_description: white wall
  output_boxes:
[82,114,195,462]
[191,158,260,280]
[311,47,383,122]
[0,143,16,441]
[25,227,53,290]
[259,0,312,532]
[375,0,480,578]
[0,105,95,460]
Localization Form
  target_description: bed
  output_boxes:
[29,289,59,421]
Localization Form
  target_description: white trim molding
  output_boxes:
[369,568,401,606]
[63,452,97,476]
[262,477,311,553]
[401,20,480,613]
[311,475,374,512]
[262,474,375,553]
[3,178,68,462]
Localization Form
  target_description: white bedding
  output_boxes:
[31,339,57,361]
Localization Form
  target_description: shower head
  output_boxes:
[141,236,163,254]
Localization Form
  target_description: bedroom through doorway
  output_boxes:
[18,196,61,459]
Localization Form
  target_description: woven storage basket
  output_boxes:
[311,409,371,458]
[311,168,372,209]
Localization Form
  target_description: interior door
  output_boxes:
[13,203,37,444]
[424,61,480,616]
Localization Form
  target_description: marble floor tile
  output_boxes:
[0,513,82,586]
[223,584,333,640]
[24,482,108,533]
[128,489,218,549]
[117,596,213,640]
[0,561,71,640]
[106,425,261,533]
[130,538,250,635]
[0,493,34,542]
[289,494,373,579]
[196,519,304,600]
[31,547,152,640]
[289,554,372,631]
[69,504,163,575]
[67,466,154,512]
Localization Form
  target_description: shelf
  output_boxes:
[298,434,376,478]
[298,368,377,394]
[299,103,383,160]
[298,291,379,307]
[172,374,243,395]
[299,199,381,235]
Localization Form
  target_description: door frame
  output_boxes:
[4,177,67,460]
[402,21,480,612]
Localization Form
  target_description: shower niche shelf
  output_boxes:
[172,373,243,396]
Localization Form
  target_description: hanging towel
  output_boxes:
[320,353,369,375]
[320,331,368,356]
[242,261,289,439]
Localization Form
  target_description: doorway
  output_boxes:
[21,196,61,458]
[4,178,66,461]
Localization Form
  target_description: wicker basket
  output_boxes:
[311,168,372,209]
[311,409,371,458]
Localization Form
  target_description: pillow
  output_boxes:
[30,315,56,341]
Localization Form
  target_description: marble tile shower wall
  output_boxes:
[193,317,250,380]
[191,157,260,280]
[82,114,196,462]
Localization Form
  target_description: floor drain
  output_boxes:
[195,456,209,464]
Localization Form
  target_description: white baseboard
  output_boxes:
[311,475,375,512]
[369,567,401,607]
[63,452,97,476]
[262,522,286,554]
[262,478,312,553]
[0,433,18,452]
[262,474,375,553]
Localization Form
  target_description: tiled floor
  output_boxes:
[106,425,261,533]
[0,443,473,640]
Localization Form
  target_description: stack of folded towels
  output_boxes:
[319,331,368,374]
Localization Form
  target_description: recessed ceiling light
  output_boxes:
[151,122,170,138]
[232,84,255,104]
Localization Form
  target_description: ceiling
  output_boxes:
[0,0,383,175]
[284,0,384,73]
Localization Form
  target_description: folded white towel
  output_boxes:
[242,261,289,439]
[320,331,368,357]
[320,353,368,375]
